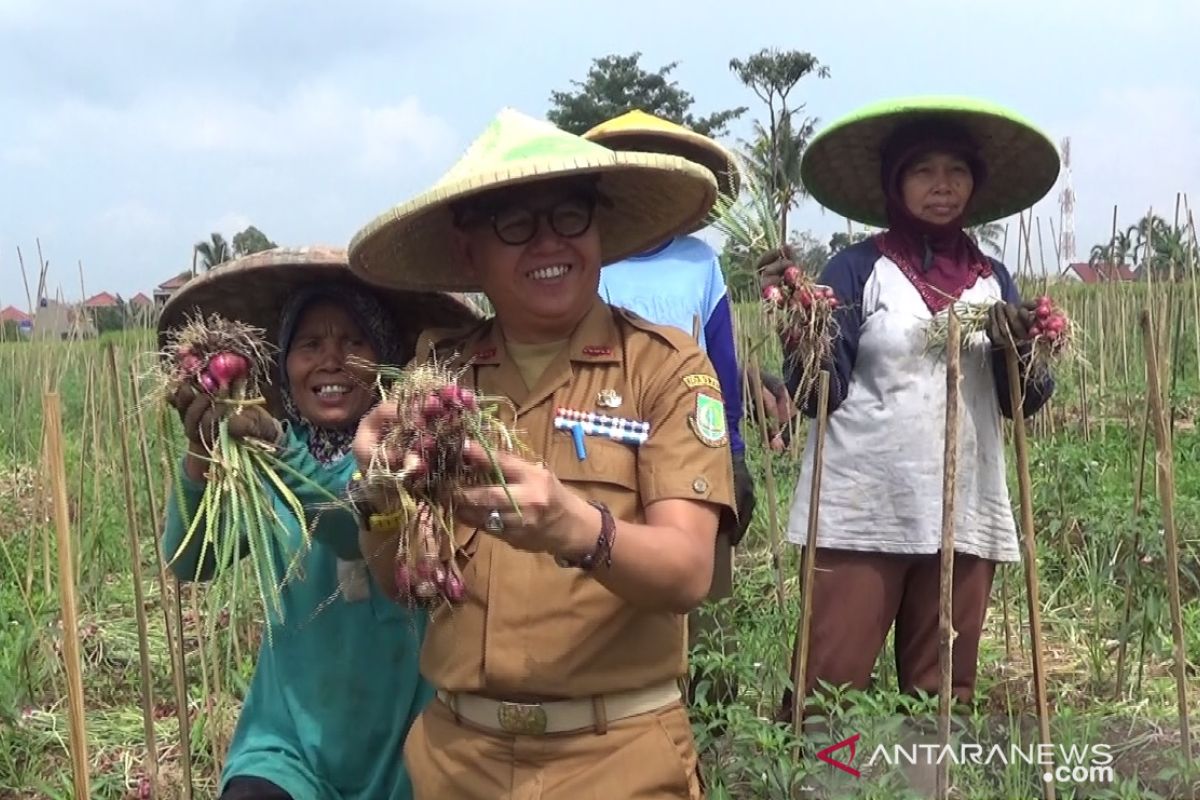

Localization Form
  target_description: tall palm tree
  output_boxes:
[1127,214,1188,281]
[195,233,232,272]
[967,222,1005,258]
[739,114,816,240]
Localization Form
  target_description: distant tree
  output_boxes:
[233,226,277,257]
[1127,213,1188,281]
[92,296,128,334]
[829,231,870,254]
[195,233,232,271]
[729,48,829,239]
[547,52,747,137]
[1087,229,1134,278]
[967,222,1006,258]
[720,228,831,300]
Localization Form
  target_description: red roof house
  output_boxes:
[154,271,193,304]
[1063,262,1136,283]
[1,306,32,324]
[82,291,120,308]
[130,292,152,307]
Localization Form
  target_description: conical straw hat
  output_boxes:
[347,108,718,292]
[583,109,741,200]
[800,95,1061,228]
[156,245,484,415]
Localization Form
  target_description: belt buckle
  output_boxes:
[497,701,548,735]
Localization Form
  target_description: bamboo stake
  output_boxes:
[1078,296,1091,443]
[1116,401,1153,699]
[17,246,35,318]
[750,353,786,612]
[1139,310,1193,777]
[158,407,195,800]
[791,370,829,738]
[106,344,160,795]
[36,238,49,311]
[44,391,90,798]
[41,420,52,595]
[1035,217,1048,276]
[1096,291,1106,439]
[936,313,961,800]
[75,355,95,582]
[1003,347,1055,800]
[1184,204,1199,388]
[1022,211,1036,275]
[1015,214,1025,280]
[1001,567,1014,661]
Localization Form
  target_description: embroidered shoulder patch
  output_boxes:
[689,393,728,447]
[682,374,720,392]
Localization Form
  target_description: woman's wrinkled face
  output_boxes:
[899,150,975,225]
[285,301,379,430]
[452,180,603,343]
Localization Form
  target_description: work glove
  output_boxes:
[729,453,756,548]
[754,245,798,293]
[985,300,1038,349]
[170,385,283,454]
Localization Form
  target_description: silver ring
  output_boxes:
[484,509,504,534]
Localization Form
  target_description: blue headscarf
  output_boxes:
[277,284,401,464]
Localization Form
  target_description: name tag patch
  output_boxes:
[682,374,720,392]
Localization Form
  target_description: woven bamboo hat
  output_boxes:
[800,95,1060,228]
[583,109,740,201]
[347,108,718,292]
[156,246,483,414]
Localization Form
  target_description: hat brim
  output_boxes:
[800,96,1061,228]
[346,152,717,292]
[156,246,484,415]
[584,129,740,201]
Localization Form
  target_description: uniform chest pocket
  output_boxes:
[550,432,639,493]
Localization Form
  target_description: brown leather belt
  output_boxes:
[436,680,681,736]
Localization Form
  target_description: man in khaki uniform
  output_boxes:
[346,109,736,799]
[582,110,753,711]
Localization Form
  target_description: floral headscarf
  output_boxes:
[277,284,401,464]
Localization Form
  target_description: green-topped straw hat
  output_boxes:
[347,108,718,292]
[156,245,484,415]
[800,96,1061,228]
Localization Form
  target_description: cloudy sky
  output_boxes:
[2,0,1196,307]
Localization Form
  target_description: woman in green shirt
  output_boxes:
[160,247,479,800]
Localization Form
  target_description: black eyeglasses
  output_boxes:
[485,196,597,246]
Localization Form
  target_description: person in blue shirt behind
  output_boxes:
[583,110,753,711]
[158,247,480,800]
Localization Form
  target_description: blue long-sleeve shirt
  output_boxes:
[163,423,432,800]
[599,235,746,455]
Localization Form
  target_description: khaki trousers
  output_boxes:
[404,697,702,800]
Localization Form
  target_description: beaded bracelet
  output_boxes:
[556,500,616,572]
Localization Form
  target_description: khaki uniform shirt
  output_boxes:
[412,297,736,700]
